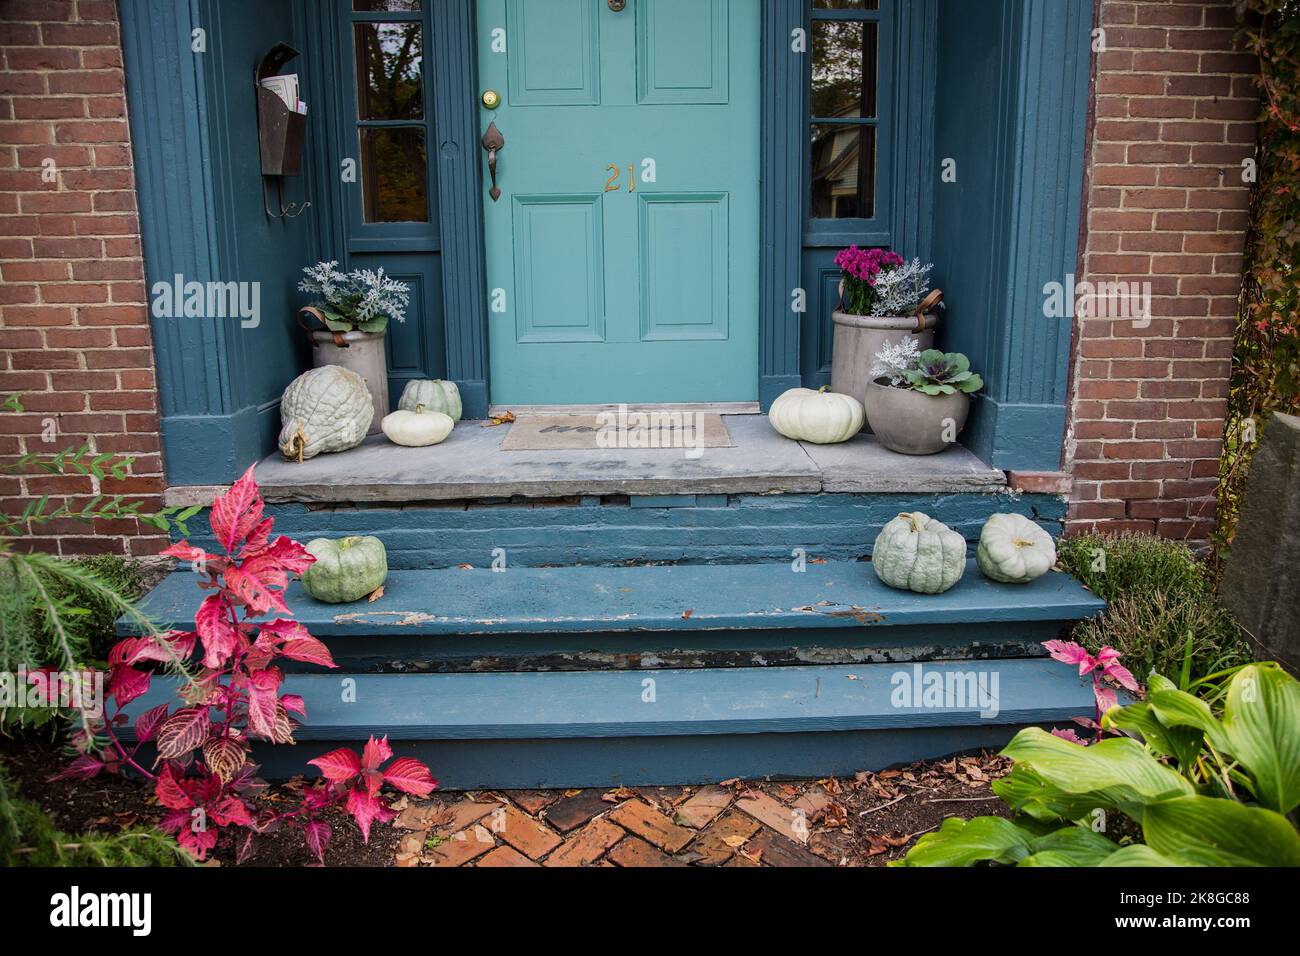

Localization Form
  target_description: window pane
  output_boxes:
[360,127,429,222]
[812,19,877,119]
[353,1,421,11]
[354,22,424,120]
[812,1,879,9]
[811,124,875,219]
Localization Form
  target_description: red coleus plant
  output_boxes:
[62,465,436,862]
[1042,639,1141,745]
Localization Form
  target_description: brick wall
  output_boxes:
[0,0,167,557]
[1066,0,1255,540]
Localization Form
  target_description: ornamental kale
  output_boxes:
[62,466,436,863]
[834,246,937,317]
[299,260,411,335]
[873,345,984,395]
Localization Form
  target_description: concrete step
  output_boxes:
[122,658,1097,788]
[129,560,1105,672]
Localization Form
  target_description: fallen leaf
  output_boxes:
[602,786,636,803]
[809,557,827,565]
[457,564,474,570]
[367,585,385,603]
[722,835,749,848]
[484,411,516,426]
[563,788,583,798]
[682,609,694,619]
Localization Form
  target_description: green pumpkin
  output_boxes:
[301,536,388,604]
[872,512,967,594]
[397,379,462,422]
[977,513,1057,584]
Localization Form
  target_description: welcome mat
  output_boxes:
[499,412,733,451]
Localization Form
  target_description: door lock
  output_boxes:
[481,89,500,110]
[608,0,626,11]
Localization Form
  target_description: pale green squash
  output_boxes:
[977,513,1057,584]
[397,379,462,422]
[872,512,967,594]
[301,536,388,604]
[768,386,865,444]
[278,365,373,462]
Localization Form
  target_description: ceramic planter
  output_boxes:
[309,330,388,435]
[863,382,969,456]
[830,311,938,421]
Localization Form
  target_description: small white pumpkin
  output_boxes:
[381,405,454,447]
[977,513,1057,584]
[397,379,462,421]
[872,511,967,594]
[768,386,865,444]
[278,365,373,462]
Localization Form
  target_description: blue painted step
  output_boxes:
[129,560,1105,672]
[123,659,1097,788]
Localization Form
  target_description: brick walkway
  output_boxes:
[390,779,869,867]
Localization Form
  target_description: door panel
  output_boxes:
[478,0,759,405]
[513,194,606,343]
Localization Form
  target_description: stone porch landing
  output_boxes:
[210,415,1006,506]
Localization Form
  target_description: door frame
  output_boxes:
[429,0,804,415]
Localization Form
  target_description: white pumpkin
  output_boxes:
[872,512,967,594]
[977,513,1057,584]
[768,387,865,444]
[278,365,373,462]
[381,406,454,447]
[397,379,462,421]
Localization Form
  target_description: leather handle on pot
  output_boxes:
[915,289,943,332]
[298,306,348,348]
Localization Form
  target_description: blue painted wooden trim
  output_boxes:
[758,0,805,410]
[134,559,1104,639]
[430,0,491,419]
[177,491,1071,570]
[122,658,1098,741]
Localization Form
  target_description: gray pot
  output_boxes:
[863,381,970,456]
[831,311,938,425]
[309,330,388,435]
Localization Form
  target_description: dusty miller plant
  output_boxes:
[298,260,411,335]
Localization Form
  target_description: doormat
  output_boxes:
[499,412,733,451]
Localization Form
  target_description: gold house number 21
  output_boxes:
[604,162,636,193]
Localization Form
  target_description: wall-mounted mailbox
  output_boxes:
[255,43,306,178]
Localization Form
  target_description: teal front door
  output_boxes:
[476,0,759,405]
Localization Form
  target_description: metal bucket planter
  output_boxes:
[307,328,388,435]
[862,382,970,456]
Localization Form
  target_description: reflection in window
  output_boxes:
[811,124,875,220]
[360,127,429,223]
[355,22,424,121]
[353,1,421,11]
[812,20,877,119]
[812,0,879,8]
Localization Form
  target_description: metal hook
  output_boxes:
[263,177,311,219]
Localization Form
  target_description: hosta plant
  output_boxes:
[896,661,1300,867]
[63,466,436,863]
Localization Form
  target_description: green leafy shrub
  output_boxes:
[1057,532,1252,684]
[43,555,147,662]
[897,663,1300,867]
[0,763,187,867]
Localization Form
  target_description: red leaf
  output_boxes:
[156,707,211,761]
[210,464,264,557]
[305,820,332,863]
[160,541,219,567]
[178,825,219,862]
[108,665,151,708]
[279,635,337,669]
[212,795,255,827]
[245,668,282,740]
[257,618,310,644]
[280,693,307,717]
[308,747,362,783]
[134,702,170,742]
[383,757,437,797]
[263,535,315,576]
[344,787,394,843]
[361,734,392,772]
[224,553,290,616]
[195,593,241,668]
[154,764,193,810]
[49,754,105,782]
